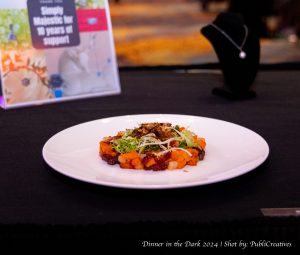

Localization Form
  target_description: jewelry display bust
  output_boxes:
[201,12,260,99]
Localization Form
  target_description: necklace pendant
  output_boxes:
[239,51,246,59]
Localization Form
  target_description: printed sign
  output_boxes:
[0,0,121,109]
[27,0,80,49]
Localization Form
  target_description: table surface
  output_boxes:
[0,70,300,226]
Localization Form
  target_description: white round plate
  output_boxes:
[42,114,269,189]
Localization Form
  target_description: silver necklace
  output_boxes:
[210,23,248,59]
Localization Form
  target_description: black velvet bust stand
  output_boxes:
[201,13,260,99]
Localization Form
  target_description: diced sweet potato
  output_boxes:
[186,148,199,166]
[170,150,191,169]
[143,157,157,168]
[196,137,206,149]
[100,141,118,157]
[118,151,143,170]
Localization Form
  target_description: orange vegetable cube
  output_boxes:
[118,151,144,170]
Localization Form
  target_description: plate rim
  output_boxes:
[42,113,270,189]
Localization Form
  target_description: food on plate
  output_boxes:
[99,123,206,171]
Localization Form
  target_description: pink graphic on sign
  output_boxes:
[77,9,108,32]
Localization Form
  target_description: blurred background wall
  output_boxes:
[109,0,300,66]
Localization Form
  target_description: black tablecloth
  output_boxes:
[0,70,300,249]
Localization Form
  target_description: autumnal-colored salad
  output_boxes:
[99,123,206,171]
